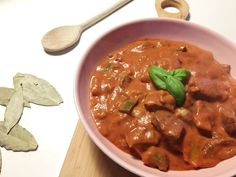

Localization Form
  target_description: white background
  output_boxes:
[0,0,235,177]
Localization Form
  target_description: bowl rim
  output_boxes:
[74,18,236,177]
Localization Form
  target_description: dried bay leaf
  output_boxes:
[0,72,63,173]
[0,87,14,106]
[4,88,24,133]
[13,73,63,106]
[0,122,38,151]
[13,73,25,89]
[0,87,30,107]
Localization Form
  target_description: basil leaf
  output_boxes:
[169,68,190,81]
[148,65,189,106]
[165,76,185,106]
[149,66,169,77]
[149,66,167,89]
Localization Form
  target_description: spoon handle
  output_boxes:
[80,0,133,30]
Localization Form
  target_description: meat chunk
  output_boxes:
[141,146,169,171]
[91,102,107,120]
[90,76,101,96]
[183,137,236,168]
[202,137,236,159]
[131,42,158,53]
[144,91,175,112]
[126,89,146,101]
[221,64,231,74]
[183,92,196,108]
[223,116,236,137]
[138,65,151,83]
[139,72,151,83]
[90,76,114,96]
[131,105,146,118]
[192,100,215,132]
[151,111,184,140]
[182,128,205,168]
[220,107,236,137]
[176,46,187,52]
[130,144,150,158]
[157,53,182,70]
[125,126,160,148]
[118,71,133,88]
[188,76,229,101]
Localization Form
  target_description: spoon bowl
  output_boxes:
[42,25,83,53]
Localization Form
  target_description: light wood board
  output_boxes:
[59,121,139,177]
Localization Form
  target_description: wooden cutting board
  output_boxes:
[59,121,139,177]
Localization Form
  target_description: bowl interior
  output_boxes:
[75,19,236,177]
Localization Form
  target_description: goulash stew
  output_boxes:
[89,38,236,171]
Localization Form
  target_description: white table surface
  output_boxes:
[0,0,235,177]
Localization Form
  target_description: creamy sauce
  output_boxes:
[89,38,236,171]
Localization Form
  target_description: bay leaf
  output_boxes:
[0,87,30,107]
[13,73,63,106]
[4,88,24,133]
[0,87,14,106]
[0,122,38,152]
[13,73,25,90]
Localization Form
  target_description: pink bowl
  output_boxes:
[74,18,236,177]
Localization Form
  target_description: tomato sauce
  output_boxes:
[89,38,236,171]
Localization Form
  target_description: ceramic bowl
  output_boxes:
[74,18,236,177]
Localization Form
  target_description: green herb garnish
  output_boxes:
[169,68,190,81]
[148,66,190,106]
[118,99,137,114]
[190,143,199,166]
[153,152,169,171]
[102,63,112,71]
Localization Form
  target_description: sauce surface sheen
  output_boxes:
[89,38,236,171]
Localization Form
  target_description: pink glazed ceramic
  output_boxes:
[75,18,236,177]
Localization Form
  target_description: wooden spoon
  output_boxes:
[41,0,133,53]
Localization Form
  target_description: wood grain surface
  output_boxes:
[59,121,139,177]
